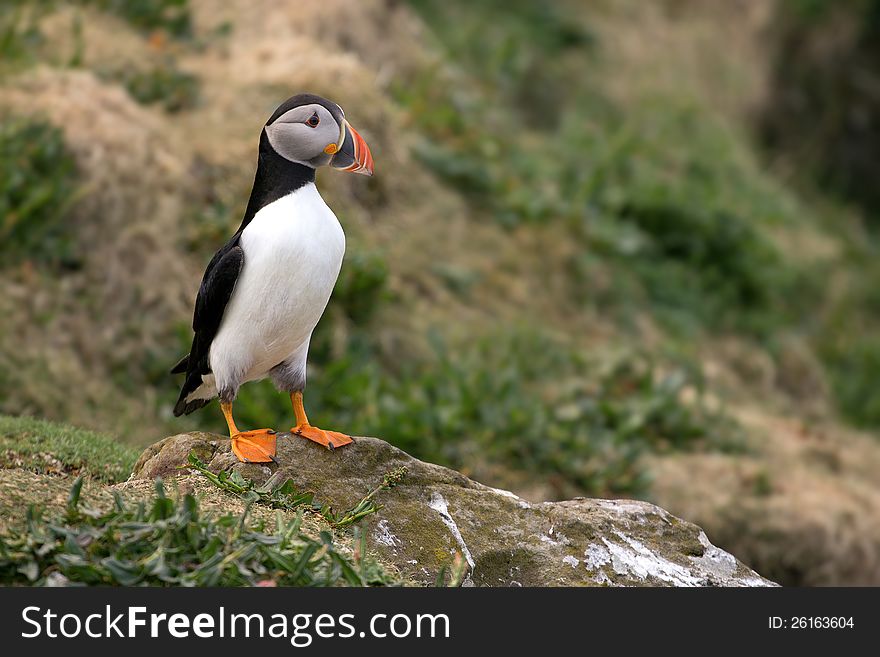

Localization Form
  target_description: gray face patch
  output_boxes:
[264,103,343,168]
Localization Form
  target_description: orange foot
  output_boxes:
[292,424,354,450]
[231,429,277,463]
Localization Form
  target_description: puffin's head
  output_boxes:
[263,93,374,176]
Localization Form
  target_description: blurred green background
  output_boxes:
[2,0,880,585]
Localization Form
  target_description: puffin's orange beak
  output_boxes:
[330,120,373,176]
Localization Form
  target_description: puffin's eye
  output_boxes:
[306,112,320,128]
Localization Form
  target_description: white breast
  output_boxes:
[209,183,345,393]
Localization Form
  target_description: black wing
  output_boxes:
[172,240,244,416]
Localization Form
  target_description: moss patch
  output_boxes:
[0,414,138,483]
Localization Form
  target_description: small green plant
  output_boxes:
[412,139,495,198]
[406,0,592,118]
[569,101,818,336]
[760,0,880,218]
[187,453,318,509]
[0,2,46,72]
[83,0,192,38]
[616,202,789,333]
[0,118,79,267]
[119,64,200,112]
[186,452,406,529]
[327,466,406,528]
[328,251,390,325]
[0,476,397,586]
[822,336,880,428]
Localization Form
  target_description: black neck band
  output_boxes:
[238,130,315,231]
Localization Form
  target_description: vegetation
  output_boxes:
[822,334,880,428]
[116,62,200,112]
[83,0,192,38]
[0,118,78,267]
[401,2,819,337]
[760,0,880,218]
[187,452,406,529]
[753,0,880,430]
[0,2,45,71]
[0,476,397,586]
[0,415,139,483]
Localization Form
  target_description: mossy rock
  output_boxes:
[132,431,775,587]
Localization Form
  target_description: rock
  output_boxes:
[131,432,219,480]
[132,432,776,587]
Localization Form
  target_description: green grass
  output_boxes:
[83,0,192,38]
[117,62,200,112]
[407,0,593,121]
[760,0,880,218]
[328,251,390,325]
[0,477,399,586]
[822,336,880,428]
[567,103,818,336]
[0,2,46,73]
[0,415,139,483]
[0,118,79,268]
[399,0,880,446]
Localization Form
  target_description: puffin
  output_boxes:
[171,93,374,463]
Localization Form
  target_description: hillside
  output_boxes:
[2,0,880,585]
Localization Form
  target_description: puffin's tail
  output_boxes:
[171,353,212,416]
[173,369,212,416]
[173,395,211,417]
[170,353,190,374]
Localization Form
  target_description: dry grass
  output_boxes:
[649,406,880,585]
[588,0,776,122]
[0,67,193,436]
